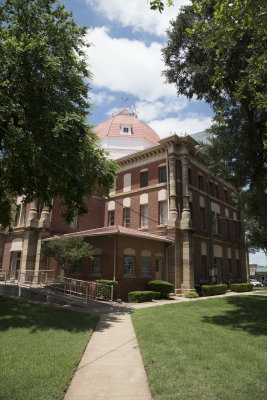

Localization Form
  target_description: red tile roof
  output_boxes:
[44,225,174,243]
[93,109,160,145]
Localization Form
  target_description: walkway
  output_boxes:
[64,304,152,400]
[63,290,266,400]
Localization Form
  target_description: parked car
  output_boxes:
[262,279,267,287]
[250,279,263,287]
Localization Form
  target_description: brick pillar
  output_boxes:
[19,229,38,283]
[180,155,194,292]
[168,157,179,228]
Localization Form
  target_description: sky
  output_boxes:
[62,0,266,267]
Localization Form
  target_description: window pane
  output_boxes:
[140,171,148,187]
[140,205,148,228]
[141,257,151,277]
[123,208,130,227]
[124,255,134,275]
[108,210,115,226]
[159,201,168,225]
[92,255,101,273]
[159,166,167,183]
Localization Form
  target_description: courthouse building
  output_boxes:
[0,109,248,298]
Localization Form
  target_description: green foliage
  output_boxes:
[149,1,173,12]
[152,291,161,300]
[201,284,228,296]
[230,283,253,293]
[0,0,118,227]
[147,280,174,297]
[128,291,155,303]
[96,280,118,300]
[184,291,199,298]
[163,0,267,250]
[41,236,93,272]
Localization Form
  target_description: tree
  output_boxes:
[41,236,93,274]
[162,0,267,251]
[0,0,118,228]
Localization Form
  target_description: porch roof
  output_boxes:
[44,225,174,243]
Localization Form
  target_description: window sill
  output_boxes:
[123,275,136,278]
[157,224,167,228]
[90,272,101,277]
[138,227,148,231]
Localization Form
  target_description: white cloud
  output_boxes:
[149,115,212,138]
[85,27,177,101]
[86,0,189,37]
[134,99,188,121]
[90,91,115,105]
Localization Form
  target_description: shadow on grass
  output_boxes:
[0,296,131,334]
[202,295,267,336]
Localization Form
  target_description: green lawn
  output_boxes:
[132,296,267,400]
[0,297,98,400]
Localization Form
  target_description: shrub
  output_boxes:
[96,280,118,300]
[184,291,199,298]
[147,280,174,298]
[230,283,253,292]
[152,291,161,300]
[128,291,155,303]
[201,284,228,296]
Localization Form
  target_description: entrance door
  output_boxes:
[156,258,163,280]
[10,251,21,280]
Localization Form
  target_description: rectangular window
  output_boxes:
[141,257,151,277]
[91,255,101,274]
[124,255,135,275]
[140,204,148,228]
[224,189,228,202]
[108,210,115,226]
[217,214,222,234]
[70,215,78,229]
[200,206,206,230]
[226,218,230,237]
[140,171,148,187]
[212,212,218,234]
[14,203,27,227]
[159,201,168,225]
[123,207,131,227]
[209,181,214,196]
[234,220,239,238]
[198,175,204,190]
[159,166,167,183]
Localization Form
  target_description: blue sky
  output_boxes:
[62,0,266,267]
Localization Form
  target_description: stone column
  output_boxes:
[26,200,38,227]
[168,157,179,228]
[39,202,50,228]
[180,154,195,292]
[180,157,192,230]
[33,232,44,283]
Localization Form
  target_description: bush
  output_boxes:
[201,284,228,296]
[147,280,174,298]
[184,291,199,298]
[96,280,118,300]
[128,291,155,303]
[152,291,161,300]
[230,283,253,292]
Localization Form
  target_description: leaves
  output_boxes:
[0,0,118,227]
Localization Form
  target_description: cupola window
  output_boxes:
[120,125,132,135]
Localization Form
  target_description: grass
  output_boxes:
[132,295,267,400]
[0,297,98,400]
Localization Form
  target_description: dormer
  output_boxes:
[120,124,132,135]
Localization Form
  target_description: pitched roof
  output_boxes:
[44,225,174,243]
[93,109,160,145]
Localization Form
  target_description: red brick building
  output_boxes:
[0,109,248,298]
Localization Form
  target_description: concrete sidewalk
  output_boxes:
[64,308,152,400]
